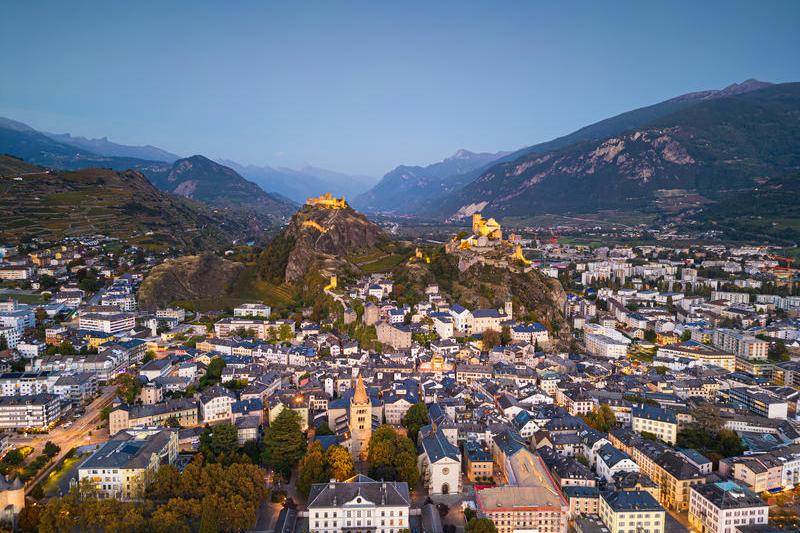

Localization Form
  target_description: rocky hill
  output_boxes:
[394,246,568,339]
[0,156,254,250]
[258,197,389,284]
[138,253,245,310]
[435,82,800,220]
[145,155,295,223]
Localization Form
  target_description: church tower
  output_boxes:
[349,375,372,461]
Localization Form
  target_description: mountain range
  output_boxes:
[434,81,800,222]
[0,117,374,212]
[219,160,375,204]
[352,149,510,213]
[354,79,798,219]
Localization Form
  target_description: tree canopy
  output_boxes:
[262,408,306,479]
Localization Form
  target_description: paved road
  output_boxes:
[16,385,116,494]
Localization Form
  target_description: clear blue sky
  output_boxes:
[1,0,798,176]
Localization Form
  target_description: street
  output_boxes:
[15,385,116,494]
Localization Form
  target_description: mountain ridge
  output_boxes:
[435,82,800,221]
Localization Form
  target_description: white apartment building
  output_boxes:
[688,481,768,533]
[78,312,135,334]
[233,303,271,318]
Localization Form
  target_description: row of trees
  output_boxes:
[29,458,268,533]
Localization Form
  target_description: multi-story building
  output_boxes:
[688,481,768,533]
[477,438,569,533]
[631,405,678,445]
[306,475,411,533]
[78,428,178,500]
[155,307,186,322]
[375,321,412,350]
[0,371,60,397]
[713,329,768,361]
[728,387,788,419]
[463,441,493,483]
[78,312,135,334]
[610,430,705,511]
[0,393,62,429]
[657,341,736,372]
[599,490,665,533]
[233,303,271,318]
[108,398,199,436]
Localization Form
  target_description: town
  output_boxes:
[0,200,799,533]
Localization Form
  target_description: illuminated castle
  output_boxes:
[472,213,502,240]
[306,192,347,209]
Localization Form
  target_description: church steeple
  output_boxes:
[353,375,369,405]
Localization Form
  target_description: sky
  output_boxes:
[1,1,799,177]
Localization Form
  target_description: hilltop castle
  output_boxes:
[306,192,347,209]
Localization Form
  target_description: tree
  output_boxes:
[262,408,306,479]
[366,425,417,485]
[680,329,692,342]
[401,402,429,444]
[394,451,419,487]
[465,518,498,533]
[692,404,722,434]
[35,307,48,321]
[0,334,6,351]
[583,404,617,432]
[43,441,60,457]
[325,444,354,481]
[206,423,239,460]
[297,441,327,497]
[142,350,156,364]
[481,328,501,350]
[643,329,657,342]
[500,325,512,345]
[115,373,142,403]
[315,421,334,436]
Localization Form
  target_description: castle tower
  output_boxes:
[349,375,372,461]
[472,213,483,235]
[504,300,513,320]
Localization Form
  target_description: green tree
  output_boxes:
[325,444,355,481]
[643,329,657,342]
[114,373,142,403]
[680,329,692,342]
[583,404,617,432]
[465,517,498,533]
[262,408,306,479]
[315,421,334,435]
[208,423,240,460]
[401,402,429,444]
[0,334,7,351]
[297,441,327,497]
[500,325,512,345]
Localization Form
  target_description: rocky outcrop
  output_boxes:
[138,253,244,310]
[258,203,387,284]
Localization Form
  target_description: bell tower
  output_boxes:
[349,375,372,461]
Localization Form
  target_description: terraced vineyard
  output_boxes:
[0,156,253,251]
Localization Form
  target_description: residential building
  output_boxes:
[688,481,768,533]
